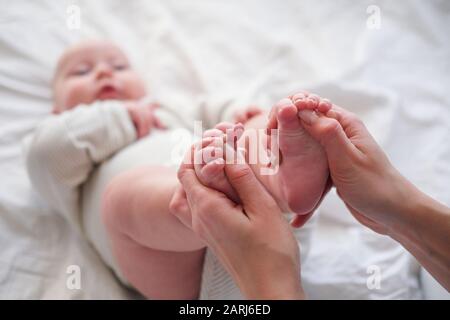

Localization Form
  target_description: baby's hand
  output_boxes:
[233,106,263,125]
[125,101,166,138]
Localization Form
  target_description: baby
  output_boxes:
[25,40,331,299]
[51,40,164,135]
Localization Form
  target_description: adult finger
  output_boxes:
[325,105,379,154]
[224,147,278,218]
[177,159,247,236]
[297,109,363,165]
[169,185,192,229]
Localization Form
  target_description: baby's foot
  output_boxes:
[233,106,263,125]
[194,92,331,215]
[268,92,331,214]
[193,122,245,203]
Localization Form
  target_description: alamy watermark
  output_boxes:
[66,4,81,30]
[366,5,381,30]
[366,264,382,290]
[66,264,81,290]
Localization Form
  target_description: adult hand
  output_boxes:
[170,146,305,299]
[294,101,450,291]
[291,104,411,234]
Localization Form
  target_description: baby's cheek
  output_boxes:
[64,79,96,108]
[121,74,146,99]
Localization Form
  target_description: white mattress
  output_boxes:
[0,0,449,299]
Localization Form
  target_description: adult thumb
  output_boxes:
[224,148,277,218]
[298,109,361,166]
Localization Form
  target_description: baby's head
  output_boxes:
[52,40,146,113]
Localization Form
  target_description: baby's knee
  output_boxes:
[101,166,176,233]
[101,171,135,234]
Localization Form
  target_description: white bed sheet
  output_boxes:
[0,0,449,299]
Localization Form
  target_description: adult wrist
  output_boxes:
[238,265,305,300]
[385,173,437,243]
[378,169,418,236]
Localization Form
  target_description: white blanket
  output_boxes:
[0,0,449,299]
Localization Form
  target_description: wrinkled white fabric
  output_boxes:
[0,0,449,299]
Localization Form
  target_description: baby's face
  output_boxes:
[53,41,146,113]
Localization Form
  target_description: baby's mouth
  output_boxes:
[96,84,121,100]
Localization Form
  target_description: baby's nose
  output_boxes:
[95,62,114,79]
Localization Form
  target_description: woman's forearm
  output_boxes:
[389,180,450,291]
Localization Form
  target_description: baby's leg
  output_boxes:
[102,166,205,299]
[195,94,331,215]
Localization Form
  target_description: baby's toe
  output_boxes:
[232,122,245,141]
[214,122,234,134]
[213,122,244,148]
[277,99,301,131]
[194,145,222,180]
[215,121,244,134]
[193,141,240,203]
[201,145,223,165]
[200,158,225,183]
[318,98,332,113]
[292,93,309,110]
[289,90,309,100]
[203,128,224,138]
[306,94,320,109]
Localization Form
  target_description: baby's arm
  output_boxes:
[24,101,137,231]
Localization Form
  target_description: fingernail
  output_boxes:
[298,110,318,125]
[293,97,303,105]
[235,122,244,131]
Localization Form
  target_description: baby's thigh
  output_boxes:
[111,229,205,299]
[103,165,205,252]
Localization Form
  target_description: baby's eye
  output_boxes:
[71,64,91,76]
[112,62,129,71]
